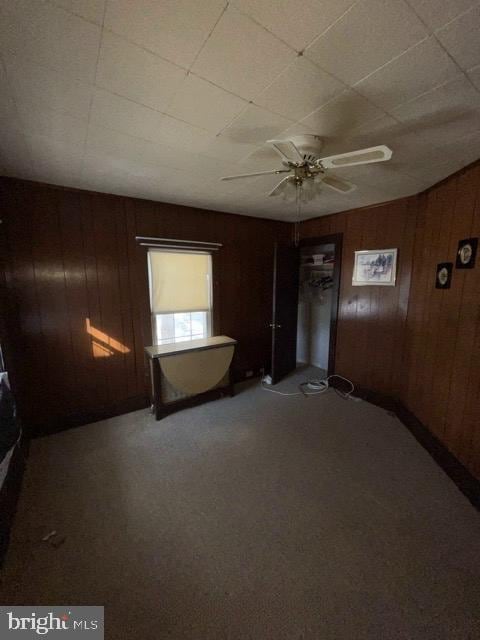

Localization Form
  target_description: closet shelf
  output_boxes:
[301,263,334,269]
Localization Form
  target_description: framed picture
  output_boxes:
[435,262,452,289]
[352,248,397,286]
[456,237,478,269]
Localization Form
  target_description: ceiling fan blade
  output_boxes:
[321,174,356,194]
[220,168,290,181]
[268,176,295,197]
[267,139,304,164]
[319,145,392,169]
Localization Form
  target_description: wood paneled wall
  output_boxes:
[0,178,290,434]
[402,163,480,479]
[301,161,480,480]
[300,197,418,398]
[2,162,479,478]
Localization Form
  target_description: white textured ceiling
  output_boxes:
[1,0,480,221]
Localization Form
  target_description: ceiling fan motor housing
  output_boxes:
[288,134,324,164]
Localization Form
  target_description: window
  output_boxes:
[148,250,212,346]
[154,311,210,345]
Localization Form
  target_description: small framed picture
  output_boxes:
[352,248,397,286]
[436,262,453,289]
[456,237,478,269]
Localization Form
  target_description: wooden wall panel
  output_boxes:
[1,182,43,415]
[1,178,290,434]
[301,197,416,397]
[57,190,98,412]
[402,163,480,478]
[301,161,480,480]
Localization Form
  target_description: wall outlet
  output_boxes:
[245,370,253,378]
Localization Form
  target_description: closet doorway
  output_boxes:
[296,234,342,376]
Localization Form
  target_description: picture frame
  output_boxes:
[435,262,453,289]
[352,248,397,286]
[455,237,478,269]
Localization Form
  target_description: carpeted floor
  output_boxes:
[1,367,480,639]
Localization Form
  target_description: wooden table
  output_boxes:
[145,336,237,420]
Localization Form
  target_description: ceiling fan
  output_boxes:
[220,135,393,203]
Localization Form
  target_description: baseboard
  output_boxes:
[31,395,150,438]
[350,385,480,510]
[395,402,480,510]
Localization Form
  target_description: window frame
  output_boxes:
[147,248,214,347]
[152,310,211,346]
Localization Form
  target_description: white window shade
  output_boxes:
[149,251,212,314]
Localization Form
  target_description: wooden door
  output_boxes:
[270,243,299,384]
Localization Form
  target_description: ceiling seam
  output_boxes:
[431,40,480,97]
[294,86,392,136]
[300,0,361,55]
[90,70,254,131]
[100,27,190,74]
[80,117,235,167]
[162,4,243,127]
[181,70,251,103]
[244,57,350,124]
[186,2,229,73]
[46,0,104,28]
[223,4,299,54]
[90,85,213,135]
[9,8,321,142]
[248,101,320,127]
[382,75,469,121]
[214,102,255,138]
[212,6,371,124]
[85,23,258,107]
[83,0,109,181]
[161,3,230,122]
[214,99,297,140]
[351,35,430,86]
[403,0,480,96]
[433,2,480,31]
[185,2,303,117]
[227,0,364,97]
[18,3,393,148]
[4,2,350,128]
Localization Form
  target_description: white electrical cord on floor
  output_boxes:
[261,374,356,399]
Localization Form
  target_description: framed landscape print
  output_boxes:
[352,248,397,286]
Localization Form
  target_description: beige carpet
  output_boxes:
[2,367,480,639]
